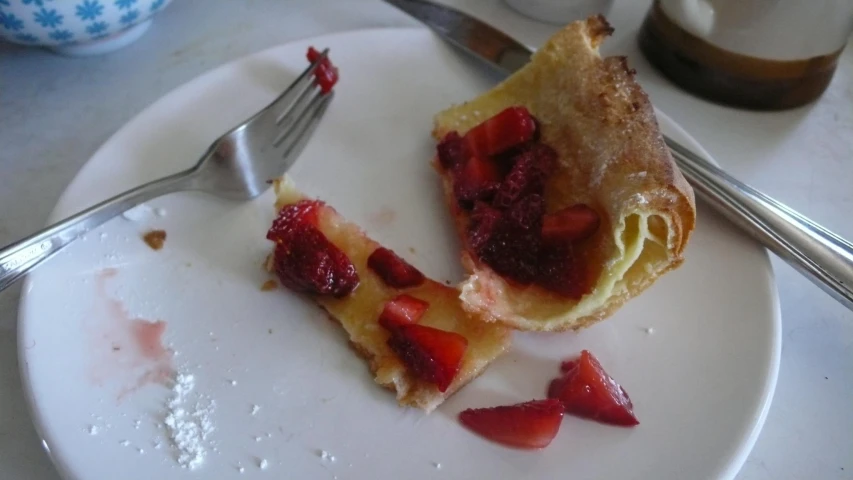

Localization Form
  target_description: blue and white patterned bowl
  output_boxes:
[0,0,172,55]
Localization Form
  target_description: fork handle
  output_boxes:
[0,169,196,292]
[666,138,853,311]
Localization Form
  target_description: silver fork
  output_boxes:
[0,50,335,292]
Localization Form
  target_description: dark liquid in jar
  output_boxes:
[638,0,844,110]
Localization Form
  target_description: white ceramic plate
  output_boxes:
[18,28,780,480]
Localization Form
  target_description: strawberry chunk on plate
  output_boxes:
[378,294,429,330]
[547,350,639,426]
[386,324,468,392]
[459,399,564,449]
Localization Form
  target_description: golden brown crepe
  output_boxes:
[431,16,697,332]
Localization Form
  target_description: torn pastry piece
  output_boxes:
[266,178,511,412]
[431,15,696,332]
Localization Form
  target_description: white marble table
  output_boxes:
[1,0,850,478]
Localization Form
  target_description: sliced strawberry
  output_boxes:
[314,64,339,94]
[306,46,338,93]
[306,46,324,63]
[367,247,425,288]
[387,324,467,392]
[475,194,545,284]
[467,202,502,253]
[535,243,589,298]
[268,200,358,297]
[459,399,564,449]
[452,155,501,209]
[266,199,322,242]
[560,359,578,373]
[547,350,639,426]
[464,106,537,157]
[378,294,429,330]
[492,143,557,209]
[437,131,467,170]
[271,224,359,298]
[541,204,601,244]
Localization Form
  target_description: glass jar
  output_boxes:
[638,0,853,110]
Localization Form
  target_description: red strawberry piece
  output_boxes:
[505,193,546,231]
[467,202,502,253]
[306,46,323,63]
[378,294,429,330]
[314,65,339,94]
[535,244,590,298]
[452,155,501,209]
[271,224,359,298]
[387,324,468,392]
[560,359,578,373]
[367,247,425,288]
[266,199,322,242]
[474,194,545,284]
[547,350,639,426]
[459,399,564,449]
[541,204,601,244]
[492,144,558,209]
[464,106,537,157]
[306,46,338,94]
[437,131,467,170]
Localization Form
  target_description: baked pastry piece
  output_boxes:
[431,15,696,332]
[266,178,511,412]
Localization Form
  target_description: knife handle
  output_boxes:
[666,137,853,311]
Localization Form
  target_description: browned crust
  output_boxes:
[587,14,615,45]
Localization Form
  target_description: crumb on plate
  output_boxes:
[142,229,166,250]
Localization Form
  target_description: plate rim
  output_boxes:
[16,26,782,480]
[652,110,782,480]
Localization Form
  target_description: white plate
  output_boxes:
[18,28,780,480]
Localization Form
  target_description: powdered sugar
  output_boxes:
[163,372,216,470]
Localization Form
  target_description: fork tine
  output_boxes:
[265,48,329,119]
[276,80,319,126]
[273,80,323,142]
[276,92,334,170]
[272,86,322,147]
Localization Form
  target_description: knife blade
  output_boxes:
[383,0,532,74]
[383,0,853,310]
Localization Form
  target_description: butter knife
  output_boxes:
[383,0,853,311]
